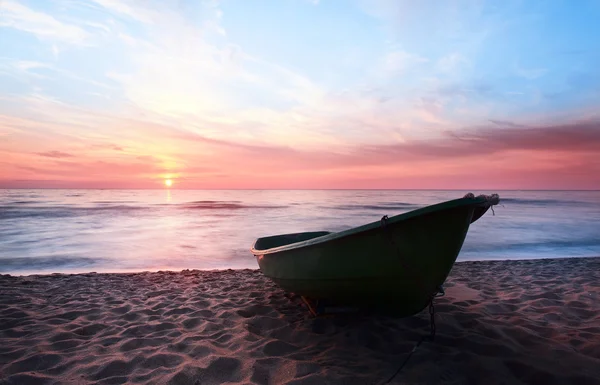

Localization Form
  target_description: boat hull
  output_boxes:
[251,195,498,316]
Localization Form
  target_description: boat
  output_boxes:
[251,193,500,316]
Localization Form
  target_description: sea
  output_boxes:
[1,189,599,276]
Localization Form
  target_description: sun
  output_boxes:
[164,179,173,187]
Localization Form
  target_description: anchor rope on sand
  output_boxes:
[382,289,441,384]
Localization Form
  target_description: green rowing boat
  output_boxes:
[251,193,500,316]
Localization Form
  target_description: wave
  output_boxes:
[0,205,148,219]
[3,200,48,205]
[177,201,286,210]
[92,200,139,204]
[0,256,101,272]
[463,238,600,253]
[0,200,285,220]
[499,198,593,206]
[329,202,422,211]
[5,194,43,199]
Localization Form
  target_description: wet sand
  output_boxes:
[1,257,599,384]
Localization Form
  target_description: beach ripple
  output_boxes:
[0,258,599,384]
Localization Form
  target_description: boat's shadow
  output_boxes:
[257,287,598,385]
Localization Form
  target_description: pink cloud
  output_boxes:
[36,150,74,158]
[1,119,599,189]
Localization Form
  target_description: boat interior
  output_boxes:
[253,231,331,251]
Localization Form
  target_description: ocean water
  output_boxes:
[1,189,599,276]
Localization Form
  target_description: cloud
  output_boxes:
[0,0,519,155]
[342,120,600,170]
[170,119,600,189]
[12,60,49,72]
[96,2,251,120]
[91,143,124,151]
[437,53,469,73]
[465,121,600,153]
[173,119,600,170]
[3,105,600,189]
[437,82,493,98]
[0,0,89,44]
[0,60,51,81]
[1,0,599,189]
[52,44,60,59]
[379,50,429,75]
[514,61,548,80]
[117,32,138,46]
[488,120,525,128]
[0,57,114,96]
[357,0,414,21]
[87,2,346,148]
[87,0,157,24]
[36,151,74,158]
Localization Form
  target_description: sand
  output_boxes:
[0,257,599,385]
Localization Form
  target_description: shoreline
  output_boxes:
[3,255,600,278]
[1,257,599,384]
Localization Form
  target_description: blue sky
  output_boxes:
[1,0,599,189]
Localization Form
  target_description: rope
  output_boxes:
[381,299,437,384]
[382,336,427,383]
[429,298,436,340]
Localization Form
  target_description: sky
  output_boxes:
[1,0,599,190]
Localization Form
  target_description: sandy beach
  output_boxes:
[1,257,599,385]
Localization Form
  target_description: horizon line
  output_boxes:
[1,188,600,192]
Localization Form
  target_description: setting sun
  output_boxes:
[164,179,173,187]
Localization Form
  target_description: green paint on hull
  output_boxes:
[251,194,499,316]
